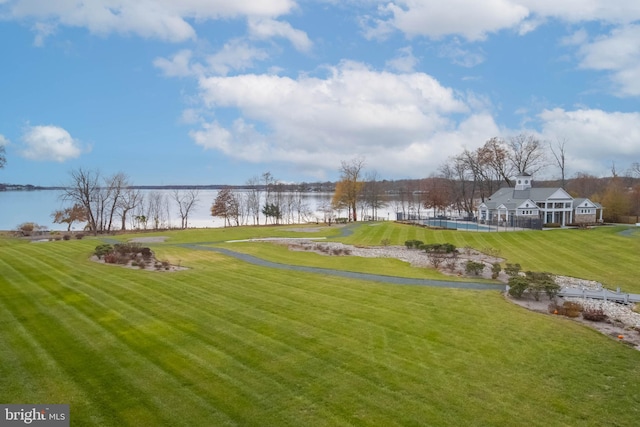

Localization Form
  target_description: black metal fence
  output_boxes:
[397,213,543,231]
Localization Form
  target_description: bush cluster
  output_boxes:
[508,271,560,301]
[423,243,457,254]
[465,260,485,276]
[582,308,607,322]
[404,240,424,249]
[94,243,154,267]
[504,263,522,277]
[549,301,583,318]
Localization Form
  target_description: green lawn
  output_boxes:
[340,222,640,293]
[1,224,640,426]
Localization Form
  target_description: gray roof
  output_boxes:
[483,186,569,210]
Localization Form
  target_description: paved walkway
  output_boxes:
[180,243,504,291]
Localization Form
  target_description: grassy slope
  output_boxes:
[340,222,640,293]
[1,226,640,426]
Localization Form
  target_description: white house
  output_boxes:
[477,173,603,227]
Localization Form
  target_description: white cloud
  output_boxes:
[153,49,195,77]
[385,46,419,72]
[0,134,9,146]
[3,0,297,43]
[190,61,498,177]
[438,39,485,67]
[519,0,640,24]
[576,25,640,96]
[366,1,640,41]
[247,17,313,53]
[20,125,85,162]
[372,0,530,41]
[538,108,640,176]
[205,39,270,76]
[560,28,588,46]
[154,40,270,78]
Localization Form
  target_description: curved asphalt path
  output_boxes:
[179,241,505,291]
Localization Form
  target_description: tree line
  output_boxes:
[331,135,640,223]
[10,133,640,233]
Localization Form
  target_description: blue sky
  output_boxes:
[1,0,639,186]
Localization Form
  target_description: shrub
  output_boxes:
[423,243,456,254]
[504,263,522,277]
[444,252,459,271]
[427,252,446,268]
[491,263,502,279]
[103,253,118,264]
[405,239,424,249]
[140,247,153,259]
[465,260,485,276]
[63,234,71,241]
[563,301,583,318]
[508,276,529,298]
[17,222,38,236]
[114,242,142,255]
[94,244,113,259]
[582,308,607,322]
[524,271,559,301]
[545,222,561,228]
[75,233,85,240]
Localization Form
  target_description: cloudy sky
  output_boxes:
[1,0,639,186]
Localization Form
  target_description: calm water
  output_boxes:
[0,189,338,231]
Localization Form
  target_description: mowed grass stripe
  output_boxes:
[63,247,474,423]
[5,247,345,425]
[0,260,211,426]
[4,232,640,425]
[92,256,624,426]
[42,246,470,422]
[74,255,457,423]
[15,244,390,424]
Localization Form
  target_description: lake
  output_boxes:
[0,189,352,231]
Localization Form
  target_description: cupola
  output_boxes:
[514,173,532,190]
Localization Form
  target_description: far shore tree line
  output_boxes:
[5,133,640,234]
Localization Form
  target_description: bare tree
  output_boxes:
[118,188,142,231]
[440,155,476,217]
[173,189,200,229]
[103,172,129,232]
[0,145,5,169]
[476,138,513,187]
[62,168,100,234]
[549,138,568,188]
[362,170,386,220]
[246,175,262,225]
[147,191,170,230]
[423,175,451,218]
[338,157,365,221]
[630,162,640,177]
[507,133,547,176]
[567,172,604,198]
